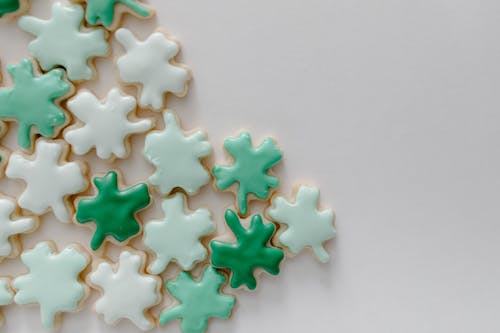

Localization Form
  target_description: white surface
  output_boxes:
[0,0,498,332]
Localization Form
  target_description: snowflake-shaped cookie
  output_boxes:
[13,241,89,329]
[88,250,160,330]
[65,88,152,160]
[213,132,282,216]
[210,209,284,290]
[0,196,37,260]
[143,193,215,274]
[0,59,71,150]
[115,28,190,110]
[0,278,14,326]
[6,140,87,223]
[144,112,211,195]
[159,266,235,333]
[267,186,336,263]
[18,2,109,81]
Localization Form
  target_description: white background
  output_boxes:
[0,0,499,332]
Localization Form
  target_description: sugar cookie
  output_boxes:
[144,111,211,196]
[0,59,72,150]
[64,87,153,161]
[75,170,151,250]
[87,249,161,330]
[5,139,88,223]
[0,0,29,19]
[143,192,215,274]
[18,2,109,82]
[0,278,13,326]
[210,209,284,290]
[159,266,235,333]
[115,28,191,110]
[13,241,90,329]
[213,131,282,217]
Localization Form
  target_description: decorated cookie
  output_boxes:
[88,249,161,330]
[0,0,29,19]
[6,139,87,223]
[213,132,282,216]
[72,0,153,30]
[64,88,153,160]
[75,170,151,250]
[143,193,215,274]
[267,185,336,263]
[0,278,13,325]
[0,195,37,261]
[210,209,284,290]
[13,241,90,329]
[18,2,109,81]
[115,28,191,110]
[0,59,72,150]
[144,111,211,196]
[159,266,235,333]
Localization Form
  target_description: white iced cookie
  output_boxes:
[267,185,336,263]
[0,196,37,260]
[5,139,87,223]
[65,88,152,160]
[143,193,215,274]
[88,250,161,330]
[13,241,90,329]
[115,28,191,110]
[144,111,211,196]
[0,278,13,326]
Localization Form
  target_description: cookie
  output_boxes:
[13,241,90,329]
[18,2,109,82]
[64,87,153,161]
[212,131,283,217]
[143,111,212,196]
[72,0,154,30]
[0,122,9,176]
[0,0,29,20]
[210,209,284,290]
[0,195,38,261]
[0,278,14,326]
[87,248,161,330]
[159,266,236,333]
[5,139,88,223]
[0,59,73,151]
[74,170,151,251]
[115,28,191,110]
[143,192,215,274]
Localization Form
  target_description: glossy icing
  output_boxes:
[0,196,37,258]
[0,59,70,150]
[6,140,86,223]
[115,28,190,110]
[159,266,235,333]
[210,209,284,290]
[13,242,89,329]
[88,250,160,330]
[144,111,211,195]
[65,88,152,160]
[213,132,282,216]
[143,193,215,274]
[0,0,20,17]
[76,171,150,250]
[79,0,151,28]
[18,2,109,81]
[267,186,336,263]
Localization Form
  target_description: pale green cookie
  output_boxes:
[267,185,336,263]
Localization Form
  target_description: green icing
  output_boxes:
[84,0,150,27]
[159,266,235,333]
[0,59,70,150]
[210,209,284,290]
[0,0,19,17]
[213,131,282,216]
[76,171,150,250]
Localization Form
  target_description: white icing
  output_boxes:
[89,250,160,330]
[65,88,152,160]
[0,197,36,258]
[115,28,190,110]
[143,193,215,274]
[0,278,13,306]
[5,140,86,223]
[144,111,211,195]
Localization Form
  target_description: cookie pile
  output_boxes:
[0,1,336,331]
